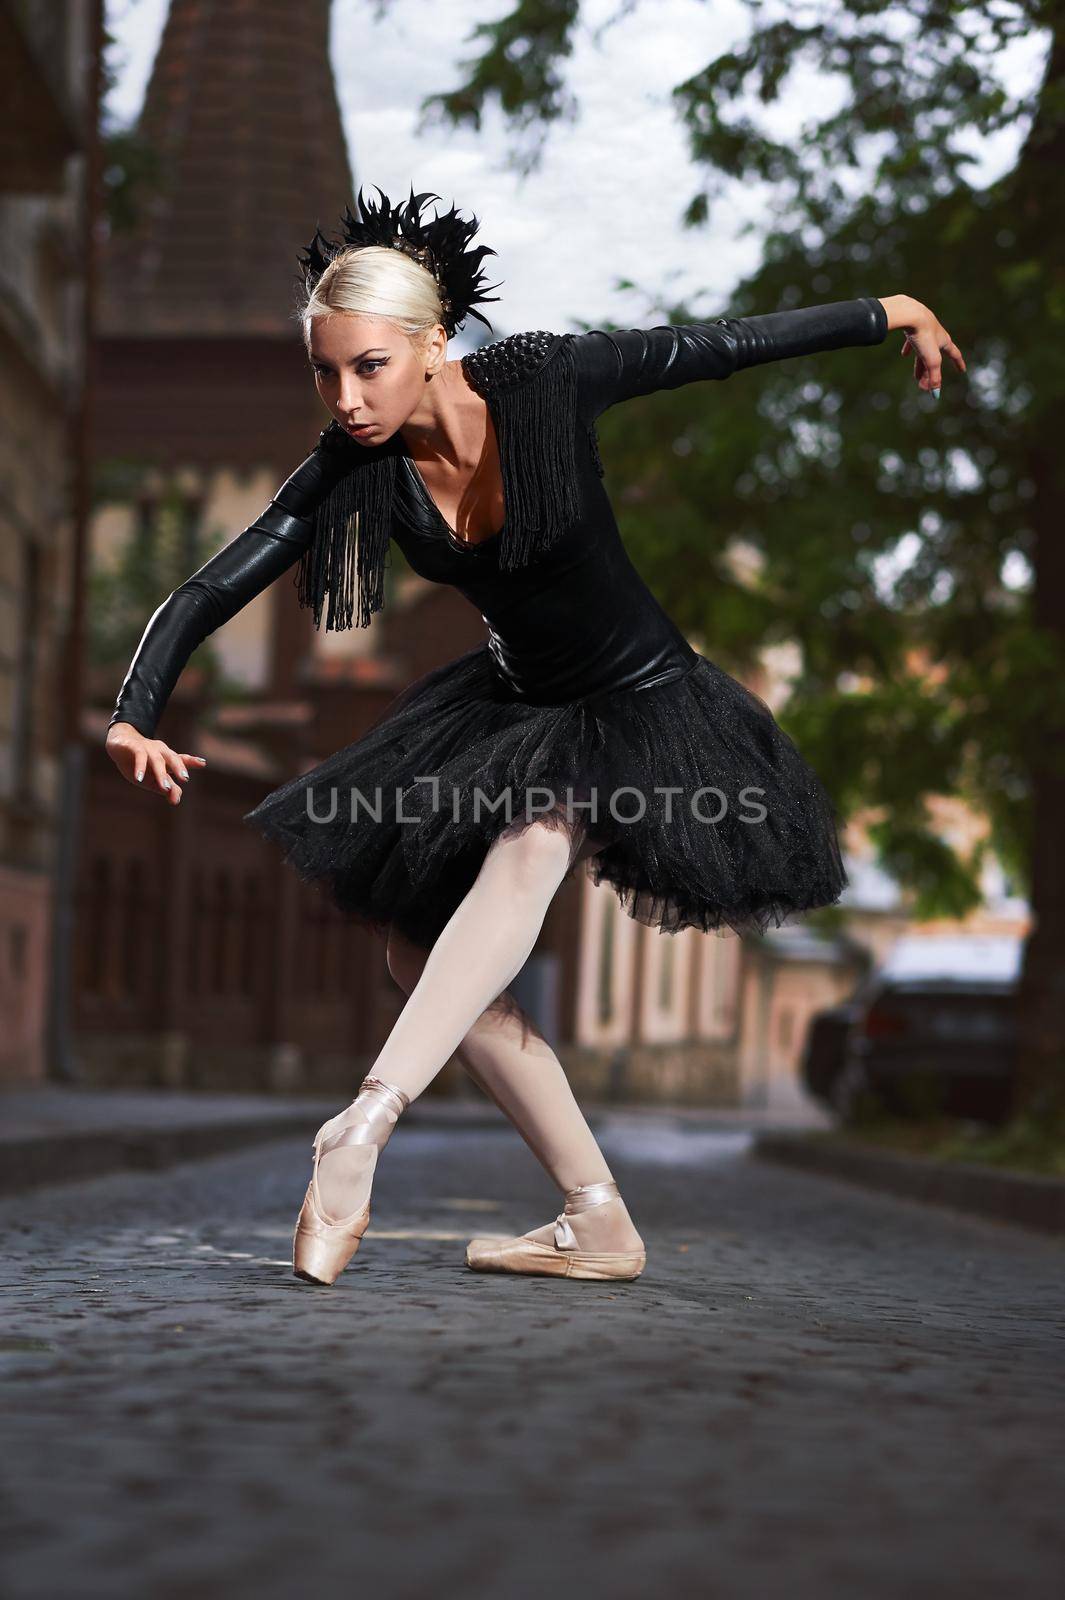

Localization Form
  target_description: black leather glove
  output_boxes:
[570,296,888,417]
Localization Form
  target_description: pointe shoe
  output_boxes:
[292,1075,411,1285]
[465,1179,646,1281]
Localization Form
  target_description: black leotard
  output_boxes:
[109,297,888,737]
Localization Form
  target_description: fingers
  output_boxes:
[115,737,207,800]
[147,746,191,803]
[160,749,209,802]
[913,329,942,391]
[944,335,967,373]
[147,749,179,802]
[902,326,965,394]
[172,752,209,793]
[901,332,933,391]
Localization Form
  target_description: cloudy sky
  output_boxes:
[103,0,1043,351]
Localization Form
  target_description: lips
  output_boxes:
[346,422,373,435]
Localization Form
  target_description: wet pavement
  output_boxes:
[2,1109,1063,1599]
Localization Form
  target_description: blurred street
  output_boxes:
[2,1109,1063,1600]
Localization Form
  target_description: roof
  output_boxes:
[99,0,354,339]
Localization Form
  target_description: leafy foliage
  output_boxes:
[420,0,1063,928]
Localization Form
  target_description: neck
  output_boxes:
[398,357,485,468]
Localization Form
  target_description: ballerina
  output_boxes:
[105,183,966,1286]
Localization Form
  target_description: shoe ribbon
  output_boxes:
[553,1211,579,1250]
[552,1179,621,1250]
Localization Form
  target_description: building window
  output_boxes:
[717,938,740,1030]
[657,936,675,1011]
[596,898,615,1025]
[134,491,158,553]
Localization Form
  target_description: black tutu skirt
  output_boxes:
[242,642,848,951]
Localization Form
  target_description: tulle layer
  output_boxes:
[242,642,848,950]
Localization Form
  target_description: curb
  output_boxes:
[0,1115,329,1197]
[751,1132,1065,1236]
[0,1103,506,1198]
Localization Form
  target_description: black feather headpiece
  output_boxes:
[297,183,503,337]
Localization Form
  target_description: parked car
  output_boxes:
[799,997,866,1111]
[801,936,1022,1123]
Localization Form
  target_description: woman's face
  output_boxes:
[306,313,444,444]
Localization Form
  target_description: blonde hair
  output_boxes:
[295,245,446,350]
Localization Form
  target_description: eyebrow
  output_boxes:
[307,348,389,364]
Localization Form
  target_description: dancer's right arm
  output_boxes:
[105,440,345,796]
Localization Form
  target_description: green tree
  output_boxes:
[412,0,1065,1121]
[99,7,167,237]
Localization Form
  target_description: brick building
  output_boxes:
[0,0,99,1083]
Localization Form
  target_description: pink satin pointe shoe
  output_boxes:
[293,1075,411,1285]
[465,1179,646,1281]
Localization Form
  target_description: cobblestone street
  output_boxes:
[2,1110,1063,1599]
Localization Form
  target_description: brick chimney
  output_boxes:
[94,0,355,469]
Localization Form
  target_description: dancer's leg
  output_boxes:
[371,819,581,1098]
[314,819,578,1219]
[387,822,642,1251]
[317,821,642,1251]
[386,924,644,1255]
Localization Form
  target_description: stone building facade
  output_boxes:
[0,0,98,1082]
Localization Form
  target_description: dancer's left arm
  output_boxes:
[569,294,965,417]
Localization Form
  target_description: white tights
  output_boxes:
[315,820,644,1253]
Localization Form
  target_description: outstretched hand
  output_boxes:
[880,294,966,398]
[106,722,207,805]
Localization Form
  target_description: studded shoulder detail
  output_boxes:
[461,328,562,393]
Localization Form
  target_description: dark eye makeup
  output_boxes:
[311,358,388,378]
